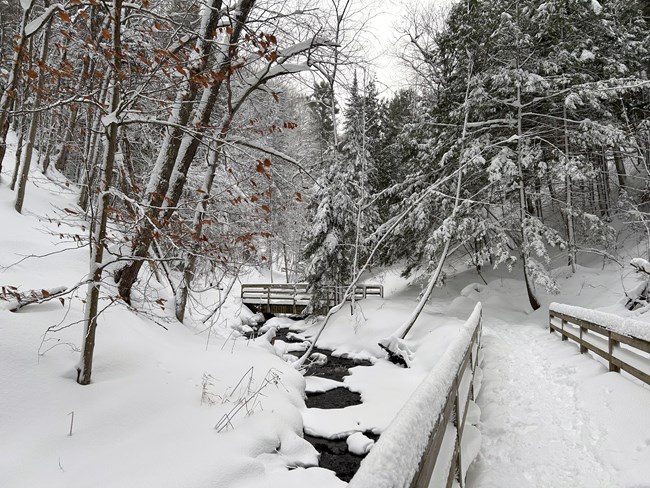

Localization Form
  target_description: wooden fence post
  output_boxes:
[608,332,620,373]
[453,380,464,488]
[579,325,587,353]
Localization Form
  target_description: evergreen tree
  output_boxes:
[307,80,339,157]
[380,0,649,309]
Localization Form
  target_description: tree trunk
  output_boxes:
[518,83,540,310]
[51,103,80,174]
[9,119,25,190]
[563,105,576,273]
[77,0,123,385]
[15,4,52,214]
[382,54,474,348]
[175,144,223,322]
[0,2,34,178]
[79,75,110,211]
[600,148,611,218]
[116,0,256,303]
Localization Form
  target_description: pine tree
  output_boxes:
[307,81,339,158]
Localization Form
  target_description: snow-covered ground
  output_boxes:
[0,134,336,488]
[0,133,473,488]
[3,130,650,488]
[461,270,650,488]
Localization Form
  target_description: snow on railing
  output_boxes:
[348,302,483,488]
[549,303,650,386]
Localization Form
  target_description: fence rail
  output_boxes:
[240,283,384,314]
[348,302,483,488]
[549,304,650,386]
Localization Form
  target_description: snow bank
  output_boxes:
[348,303,482,488]
[346,432,375,455]
[550,302,650,342]
[630,257,650,275]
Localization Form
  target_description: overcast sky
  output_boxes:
[364,0,453,96]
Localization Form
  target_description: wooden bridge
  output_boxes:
[240,283,384,315]
[349,302,650,487]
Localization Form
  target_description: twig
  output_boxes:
[67,411,74,436]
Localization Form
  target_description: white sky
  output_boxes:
[363,0,453,97]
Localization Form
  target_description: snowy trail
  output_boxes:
[466,316,645,488]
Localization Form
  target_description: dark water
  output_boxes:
[306,387,362,409]
[251,322,380,482]
[304,432,380,483]
[306,348,372,381]
[300,340,377,481]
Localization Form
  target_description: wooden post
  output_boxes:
[579,326,587,353]
[453,380,465,488]
[608,332,620,373]
[561,319,568,341]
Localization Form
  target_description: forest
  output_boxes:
[3,1,650,487]
[1,0,649,387]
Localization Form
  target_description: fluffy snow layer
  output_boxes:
[550,302,650,341]
[0,133,329,488]
[630,257,650,275]
[346,432,375,455]
[348,304,481,488]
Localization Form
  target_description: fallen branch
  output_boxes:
[378,53,474,367]
[1,285,69,312]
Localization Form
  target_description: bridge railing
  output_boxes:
[349,302,483,488]
[549,303,650,386]
[240,283,310,314]
[240,283,384,314]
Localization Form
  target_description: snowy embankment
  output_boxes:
[0,134,341,488]
[0,132,486,488]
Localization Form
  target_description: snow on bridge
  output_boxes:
[466,306,650,488]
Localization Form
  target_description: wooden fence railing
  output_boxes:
[549,303,650,386]
[348,302,483,488]
[240,283,384,314]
